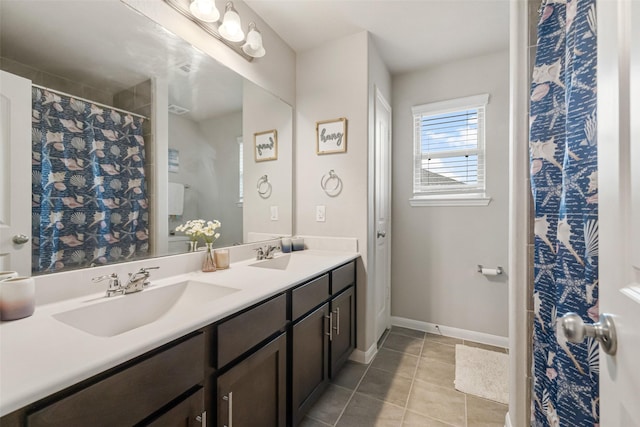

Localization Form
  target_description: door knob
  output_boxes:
[561,312,617,356]
[12,234,29,244]
[377,231,386,238]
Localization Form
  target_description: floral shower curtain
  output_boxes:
[529,0,598,425]
[32,88,150,273]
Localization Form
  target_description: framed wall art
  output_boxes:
[316,117,347,155]
[254,129,278,162]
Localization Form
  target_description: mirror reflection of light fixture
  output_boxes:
[189,0,219,22]
[242,22,266,58]
[219,2,245,42]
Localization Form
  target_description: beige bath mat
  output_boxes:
[454,344,508,404]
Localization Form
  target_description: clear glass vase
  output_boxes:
[202,243,216,272]
[189,240,199,252]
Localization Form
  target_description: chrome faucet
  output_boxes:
[92,273,123,297]
[125,267,159,293]
[264,245,279,259]
[92,267,159,297]
[255,244,280,260]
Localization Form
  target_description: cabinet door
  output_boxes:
[216,333,286,427]
[330,287,355,378]
[145,387,205,427]
[291,303,330,426]
[27,333,204,427]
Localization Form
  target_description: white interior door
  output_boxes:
[0,71,32,276]
[597,1,640,424]
[374,88,392,341]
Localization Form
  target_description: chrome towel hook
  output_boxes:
[257,174,272,198]
[321,169,343,197]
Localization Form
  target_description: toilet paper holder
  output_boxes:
[477,265,503,275]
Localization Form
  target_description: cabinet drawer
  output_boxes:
[27,333,204,427]
[217,294,287,368]
[292,274,329,320]
[331,261,355,295]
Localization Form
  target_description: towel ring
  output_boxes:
[257,175,272,198]
[321,170,343,197]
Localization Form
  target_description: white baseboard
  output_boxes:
[391,316,509,348]
[504,412,512,427]
[349,342,377,364]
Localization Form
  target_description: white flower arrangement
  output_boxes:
[175,219,221,244]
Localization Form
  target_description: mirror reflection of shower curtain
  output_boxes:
[529,0,599,426]
[31,87,150,273]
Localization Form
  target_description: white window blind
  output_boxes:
[412,94,489,199]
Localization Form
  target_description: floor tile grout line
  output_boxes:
[398,334,426,426]
[331,332,386,427]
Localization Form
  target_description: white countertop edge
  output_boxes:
[0,250,359,416]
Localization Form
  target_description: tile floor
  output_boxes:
[300,326,508,427]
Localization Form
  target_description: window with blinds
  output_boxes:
[411,94,489,201]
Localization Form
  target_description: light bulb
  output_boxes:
[242,22,265,58]
[189,0,219,22]
[219,2,244,42]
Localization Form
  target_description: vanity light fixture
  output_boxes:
[218,2,244,42]
[242,22,266,58]
[164,0,264,61]
[189,0,220,22]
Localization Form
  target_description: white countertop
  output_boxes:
[0,250,358,416]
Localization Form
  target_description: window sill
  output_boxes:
[409,194,492,207]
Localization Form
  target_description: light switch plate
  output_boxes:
[316,205,326,222]
[270,206,278,221]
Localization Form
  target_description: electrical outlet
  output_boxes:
[316,205,326,222]
[270,206,278,221]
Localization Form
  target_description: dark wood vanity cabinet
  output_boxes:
[146,388,205,427]
[24,332,206,427]
[216,333,287,427]
[0,259,357,427]
[212,294,288,427]
[291,303,331,426]
[290,263,356,427]
[329,286,356,378]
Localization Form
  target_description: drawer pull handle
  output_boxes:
[223,392,233,427]
[325,313,333,341]
[196,411,206,424]
[333,308,340,335]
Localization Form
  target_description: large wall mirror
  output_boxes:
[0,0,293,275]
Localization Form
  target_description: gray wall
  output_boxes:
[168,111,243,248]
[391,50,510,337]
[296,31,373,354]
[199,111,244,247]
[242,81,293,240]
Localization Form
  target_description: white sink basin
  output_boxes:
[249,254,291,270]
[53,280,239,337]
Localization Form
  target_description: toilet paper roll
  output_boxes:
[0,276,36,321]
[480,268,500,276]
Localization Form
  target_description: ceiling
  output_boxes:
[245,0,510,75]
